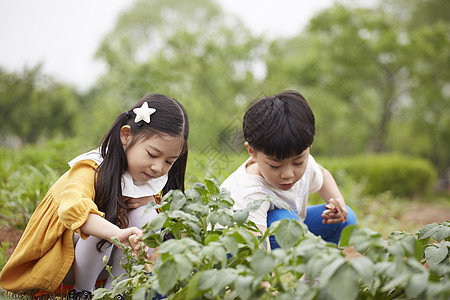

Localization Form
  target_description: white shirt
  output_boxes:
[220,154,323,226]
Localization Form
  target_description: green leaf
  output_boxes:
[349,256,375,286]
[324,265,359,300]
[273,219,306,249]
[387,242,405,258]
[405,272,428,298]
[381,270,410,292]
[219,188,234,206]
[170,190,187,210]
[148,214,167,231]
[419,223,450,241]
[320,256,347,284]
[221,235,238,257]
[233,209,249,225]
[306,253,335,279]
[185,271,203,300]
[174,253,193,280]
[233,228,257,249]
[185,187,202,202]
[246,199,265,211]
[338,224,356,247]
[132,284,150,299]
[235,275,254,300]
[198,269,236,295]
[217,211,233,227]
[207,211,219,226]
[205,233,220,244]
[425,243,448,268]
[156,258,179,294]
[250,250,276,277]
[205,178,220,194]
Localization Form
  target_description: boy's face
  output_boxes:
[246,143,310,191]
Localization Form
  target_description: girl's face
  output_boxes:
[121,126,184,183]
[246,142,310,191]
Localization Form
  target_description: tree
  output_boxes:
[0,66,80,145]
[263,2,449,187]
[92,0,265,153]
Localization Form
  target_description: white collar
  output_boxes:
[68,148,168,197]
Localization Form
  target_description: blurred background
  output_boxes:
[0,0,449,236]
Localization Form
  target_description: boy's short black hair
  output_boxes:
[243,90,315,159]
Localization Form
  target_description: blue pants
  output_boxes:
[267,204,357,248]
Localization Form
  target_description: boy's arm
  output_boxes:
[316,165,348,224]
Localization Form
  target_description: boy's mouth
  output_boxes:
[280,183,293,190]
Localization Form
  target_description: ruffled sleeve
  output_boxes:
[58,160,104,239]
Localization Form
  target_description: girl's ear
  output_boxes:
[120,125,132,147]
[245,142,256,158]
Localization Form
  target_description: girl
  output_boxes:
[221,90,356,249]
[0,93,189,298]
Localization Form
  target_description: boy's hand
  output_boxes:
[321,198,348,224]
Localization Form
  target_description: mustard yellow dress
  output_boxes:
[0,160,104,292]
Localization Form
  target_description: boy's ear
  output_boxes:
[245,142,256,158]
[120,125,132,146]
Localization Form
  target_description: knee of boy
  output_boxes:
[267,209,299,227]
[344,205,357,226]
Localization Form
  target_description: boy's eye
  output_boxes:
[148,152,157,158]
[268,164,281,169]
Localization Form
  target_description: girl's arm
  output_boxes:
[80,213,143,247]
[316,165,348,224]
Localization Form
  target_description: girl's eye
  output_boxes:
[294,162,304,166]
[148,152,157,158]
[268,164,281,169]
[166,160,174,165]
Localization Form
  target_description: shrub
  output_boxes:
[321,154,437,198]
[94,179,449,300]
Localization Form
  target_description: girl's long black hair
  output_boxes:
[94,93,189,251]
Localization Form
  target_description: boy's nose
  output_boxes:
[280,167,294,179]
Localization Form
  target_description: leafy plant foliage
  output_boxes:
[94,180,449,299]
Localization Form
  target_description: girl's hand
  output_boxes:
[115,226,144,247]
[129,234,153,273]
[124,195,154,209]
[321,198,348,224]
[129,233,150,258]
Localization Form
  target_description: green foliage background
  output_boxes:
[0,1,449,297]
[0,0,448,229]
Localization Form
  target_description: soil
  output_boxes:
[0,226,23,258]
[0,203,449,260]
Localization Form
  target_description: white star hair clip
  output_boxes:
[133,102,156,124]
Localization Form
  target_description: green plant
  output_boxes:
[0,164,58,229]
[322,154,437,198]
[94,179,449,300]
[0,241,10,272]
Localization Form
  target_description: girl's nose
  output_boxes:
[150,162,162,174]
